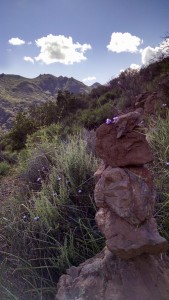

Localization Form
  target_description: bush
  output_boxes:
[8,112,37,150]
[79,101,116,129]
[0,161,10,176]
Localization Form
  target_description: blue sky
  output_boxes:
[1,0,169,85]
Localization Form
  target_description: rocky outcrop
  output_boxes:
[134,91,162,115]
[56,247,169,300]
[56,110,169,300]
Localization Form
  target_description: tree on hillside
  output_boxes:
[9,112,37,150]
[56,90,82,117]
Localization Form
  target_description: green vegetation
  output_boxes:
[0,44,169,299]
[0,161,10,176]
[147,110,169,241]
[0,131,104,299]
[0,74,91,130]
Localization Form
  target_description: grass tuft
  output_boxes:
[0,132,104,299]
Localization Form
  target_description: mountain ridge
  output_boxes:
[0,73,101,130]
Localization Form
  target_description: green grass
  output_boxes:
[0,132,104,299]
[0,161,10,176]
[147,109,169,241]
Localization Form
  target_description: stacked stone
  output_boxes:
[55,111,169,300]
[94,110,168,259]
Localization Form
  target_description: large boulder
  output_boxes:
[96,208,168,259]
[94,166,155,225]
[95,114,153,167]
[56,247,169,300]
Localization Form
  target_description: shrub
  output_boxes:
[79,101,115,129]
[8,112,37,150]
[0,161,10,176]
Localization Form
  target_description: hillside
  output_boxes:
[0,73,100,130]
[0,55,169,299]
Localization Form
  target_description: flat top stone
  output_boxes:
[96,114,153,167]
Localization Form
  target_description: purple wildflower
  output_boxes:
[165,162,169,167]
[106,118,112,125]
[113,116,119,123]
[34,216,39,222]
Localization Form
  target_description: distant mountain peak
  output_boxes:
[90,82,101,88]
[0,73,102,130]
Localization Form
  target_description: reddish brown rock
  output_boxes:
[56,247,169,300]
[94,166,155,225]
[135,91,161,115]
[96,122,153,167]
[55,109,168,300]
[94,161,107,182]
[96,208,168,259]
[113,110,143,138]
[127,165,154,188]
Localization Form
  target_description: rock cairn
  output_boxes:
[56,111,169,300]
[94,110,167,259]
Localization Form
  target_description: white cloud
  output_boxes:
[160,38,169,55]
[27,41,32,45]
[83,76,96,83]
[141,38,169,65]
[24,56,34,64]
[34,34,92,65]
[107,32,143,53]
[141,46,158,64]
[130,63,140,70]
[8,37,25,46]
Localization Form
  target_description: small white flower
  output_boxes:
[78,189,82,193]
[57,176,61,181]
[37,177,42,182]
[34,216,39,221]
[106,118,112,125]
[165,162,169,166]
[162,103,167,107]
[23,215,27,220]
